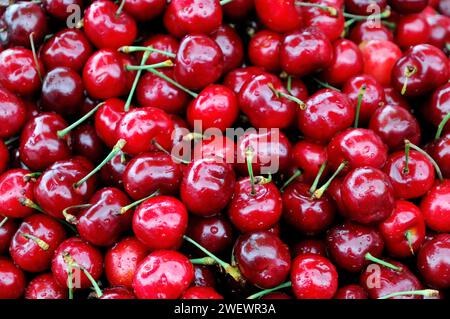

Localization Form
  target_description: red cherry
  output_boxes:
[181,286,223,299]
[100,150,128,188]
[0,169,37,219]
[0,146,9,174]
[25,273,68,299]
[261,292,292,299]
[72,124,106,164]
[94,98,126,148]
[223,0,254,19]
[428,133,450,178]
[417,234,450,289]
[132,250,194,299]
[291,140,328,183]
[139,34,179,65]
[0,258,26,299]
[193,265,216,287]
[210,25,244,73]
[334,284,368,299]
[0,218,17,254]
[122,0,166,22]
[0,87,27,139]
[192,135,236,164]
[395,14,431,49]
[291,239,328,258]
[389,0,428,14]
[187,215,234,254]
[345,0,386,15]
[427,83,450,135]
[99,287,136,299]
[248,30,282,73]
[420,180,450,232]
[223,66,265,95]
[348,20,393,44]
[255,0,301,33]
[423,8,450,49]
[43,0,83,20]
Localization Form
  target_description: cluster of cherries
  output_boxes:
[0,0,449,300]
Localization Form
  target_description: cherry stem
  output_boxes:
[189,257,216,265]
[405,230,415,256]
[382,20,396,30]
[119,190,159,214]
[63,252,103,298]
[29,32,43,82]
[256,174,272,185]
[151,139,190,165]
[19,197,45,214]
[119,46,176,58]
[20,232,49,250]
[116,0,125,16]
[378,289,439,300]
[401,65,417,95]
[57,102,105,139]
[247,281,292,299]
[295,2,338,16]
[0,216,7,228]
[74,139,126,189]
[219,0,234,5]
[145,67,198,98]
[183,235,243,283]
[405,140,443,183]
[23,172,42,182]
[311,77,341,92]
[364,252,401,271]
[344,18,356,28]
[435,112,450,140]
[403,140,410,175]
[313,161,347,199]
[67,262,74,300]
[124,51,150,112]
[62,204,93,225]
[125,60,173,71]
[4,136,19,146]
[280,169,302,192]
[343,9,391,20]
[245,147,256,195]
[309,161,327,195]
[182,132,204,142]
[353,84,366,128]
[268,83,306,110]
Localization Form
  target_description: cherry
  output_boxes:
[319,39,364,87]
[280,28,333,77]
[174,34,224,91]
[291,239,327,258]
[341,167,395,224]
[181,286,223,299]
[40,29,93,72]
[389,0,428,14]
[0,48,45,97]
[43,0,83,20]
[40,67,84,117]
[4,2,47,48]
[0,218,17,254]
[345,0,387,15]
[298,89,354,143]
[261,292,292,299]
[0,143,8,174]
[180,158,235,217]
[94,98,126,148]
[192,135,236,164]
[248,30,282,73]
[334,284,368,299]
[0,258,26,299]
[290,140,328,184]
[84,0,137,50]
[349,20,393,44]
[395,14,431,50]
[100,150,128,188]
[99,287,136,299]
[428,133,450,179]
[285,77,309,103]
[234,231,291,288]
[427,82,450,135]
[138,34,179,65]
[291,254,338,299]
[193,265,216,287]
[254,0,302,33]
[187,215,234,254]
[369,104,421,151]
[132,250,194,299]
[223,0,254,19]
[423,8,450,49]
[0,87,27,139]
[211,25,244,73]
[420,180,450,233]
[105,237,148,288]
[122,0,166,22]
[417,234,450,289]
[222,66,265,95]
[72,124,106,164]
[25,273,68,299]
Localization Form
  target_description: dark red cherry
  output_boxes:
[180,158,235,217]
[291,254,338,299]
[389,0,428,14]
[334,284,368,299]
[99,287,136,299]
[291,140,328,184]
[41,67,84,117]
[420,180,450,233]
[25,273,68,299]
[123,0,166,22]
[72,124,106,164]
[10,214,66,272]
[345,0,387,15]
[181,287,223,299]
[105,237,148,288]
[43,0,83,20]
[132,250,194,299]
[40,29,93,72]
[193,265,216,287]
[234,231,291,288]
[382,87,410,111]
[248,30,282,73]
[187,215,234,254]
[427,83,450,135]
[423,8,450,49]
[0,169,37,219]
[84,0,137,50]
[286,78,309,102]
[174,35,224,91]
[223,66,265,95]
[254,0,301,33]
[0,258,26,299]
[94,98,126,148]
[100,150,128,188]
[341,167,395,224]
[326,222,384,272]
[291,239,327,258]
[223,0,254,19]
[261,292,292,299]
[395,14,430,49]
[428,133,450,178]
[349,20,393,44]
[210,25,244,73]
[417,234,450,289]
[0,218,17,254]
[0,87,27,139]
[19,113,71,171]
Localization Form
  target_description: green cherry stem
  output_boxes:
[21,232,50,250]
[245,147,256,195]
[247,281,292,299]
[219,0,234,5]
[23,172,42,183]
[19,197,45,214]
[311,77,341,92]
[286,75,293,94]
[67,262,74,300]
[4,136,19,146]
[189,257,216,265]
[295,2,337,16]
[116,0,125,16]
[151,139,190,165]
[405,140,444,183]
[0,216,8,228]
[119,190,160,215]
[146,67,198,98]
[124,51,151,112]
[313,161,347,199]
[342,9,391,20]
[435,112,450,140]
[119,45,177,58]
[268,83,306,110]
[378,289,439,300]
[57,102,105,139]
[401,65,418,95]
[309,161,327,195]
[405,230,415,256]
[354,84,366,128]
[365,252,401,271]
[403,140,411,175]
[280,169,302,192]
[62,203,94,225]
[125,59,174,71]
[63,252,103,298]
[29,32,43,82]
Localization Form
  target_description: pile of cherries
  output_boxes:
[0,0,449,300]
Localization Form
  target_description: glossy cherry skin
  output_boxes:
[349,20,393,44]
[334,284,368,299]
[291,239,327,258]
[369,104,421,151]
[379,200,425,258]
[0,258,26,299]
[187,85,238,132]
[82,49,128,100]
[395,14,430,49]
[4,2,47,47]
[254,0,301,33]
[290,140,328,184]
[99,287,136,299]
[211,25,244,73]
[384,150,434,199]
[138,34,180,65]
[427,82,450,135]
[327,128,388,173]
[223,0,254,19]
[51,237,103,289]
[391,44,449,97]
[248,30,282,73]
[341,167,395,224]
[193,265,216,287]
[137,69,189,114]
[133,196,188,250]
[19,113,71,171]
[383,86,411,110]
[228,178,282,233]
[180,158,235,217]
[192,135,236,164]
[0,218,16,254]
[174,35,224,91]
[123,0,166,22]
[291,254,338,299]
[84,0,137,50]
[72,124,106,164]
[298,89,354,143]
[0,48,45,97]
[40,29,93,72]
[181,287,223,299]
[34,158,97,219]
[0,88,27,139]
[43,0,83,20]
[389,0,428,14]
[423,8,450,49]
[343,75,385,125]
[10,214,66,273]
[420,180,450,232]
[105,237,148,288]
[283,182,336,235]
[116,106,174,155]
[234,231,291,289]
[428,133,450,178]
[345,0,386,14]
[123,152,182,200]
[94,98,126,148]
[223,66,265,95]
[239,73,297,129]
[0,169,37,218]
[25,273,68,299]
[417,234,450,289]
[280,28,333,77]
[360,261,423,299]
[187,215,234,254]
[132,250,194,299]
[326,222,384,272]
[41,67,84,117]
[320,39,363,87]
[100,150,128,188]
